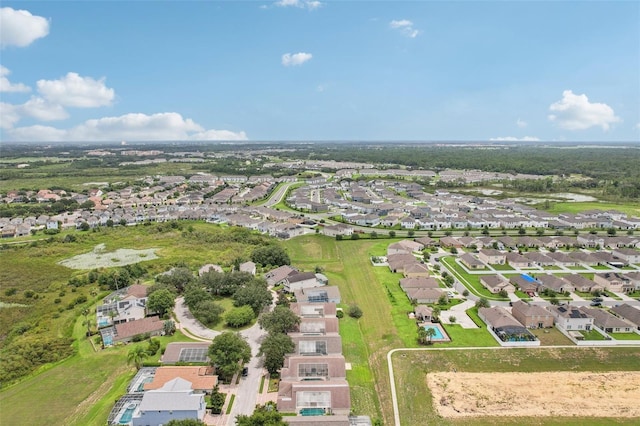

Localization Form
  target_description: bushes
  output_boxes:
[225,305,255,328]
[347,304,363,319]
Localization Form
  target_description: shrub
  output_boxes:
[348,304,363,319]
[336,309,344,319]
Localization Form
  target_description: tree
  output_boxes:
[438,293,449,305]
[607,228,617,236]
[347,304,363,319]
[183,285,213,308]
[462,289,469,297]
[232,281,272,315]
[498,289,509,298]
[209,332,251,382]
[475,297,490,309]
[407,230,415,237]
[370,231,378,239]
[251,245,290,267]
[417,327,429,345]
[518,227,526,235]
[425,327,436,343]
[164,320,176,335]
[389,230,396,238]
[225,305,255,328]
[156,267,194,293]
[259,333,295,375]
[210,384,226,414]
[449,316,457,323]
[147,288,175,317]
[236,403,286,426]
[203,271,253,297]
[127,345,149,370]
[81,308,93,338]
[259,305,301,334]
[192,300,225,326]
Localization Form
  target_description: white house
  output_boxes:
[131,378,206,426]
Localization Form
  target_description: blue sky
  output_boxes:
[1,1,639,143]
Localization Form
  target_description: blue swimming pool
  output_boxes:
[300,408,326,416]
[521,274,536,282]
[119,403,137,424]
[423,324,444,339]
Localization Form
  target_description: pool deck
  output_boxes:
[419,322,451,342]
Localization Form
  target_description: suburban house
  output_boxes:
[414,236,439,248]
[404,287,443,304]
[294,287,341,304]
[284,272,322,292]
[291,334,343,356]
[547,305,594,331]
[97,285,149,328]
[277,378,351,416]
[143,366,217,393]
[546,251,577,267]
[198,264,224,276]
[239,261,256,275]
[280,354,347,381]
[562,274,602,293]
[161,342,211,364]
[387,239,424,254]
[439,236,463,248]
[478,306,536,342]
[593,272,634,294]
[414,305,434,321]
[480,275,515,294]
[290,303,337,318]
[610,304,640,330]
[536,274,575,294]
[510,301,554,328]
[296,317,340,336]
[478,249,506,265]
[264,265,298,287]
[523,252,555,266]
[131,378,206,426]
[509,275,539,294]
[459,253,486,269]
[322,224,354,238]
[399,277,440,290]
[386,253,420,273]
[506,252,532,268]
[283,415,351,425]
[580,307,635,333]
[612,248,640,264]
[402,262,430,278]
[101,316,164,346]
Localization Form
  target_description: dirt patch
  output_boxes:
[58,244,159,269]
[428,371,640,418]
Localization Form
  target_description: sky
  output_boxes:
[0,1,639,143]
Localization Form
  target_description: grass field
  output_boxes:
[543,201,640,217]
[392,347,640,425]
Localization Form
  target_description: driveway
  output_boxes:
[174,297,220,340]
[439,299,478,329]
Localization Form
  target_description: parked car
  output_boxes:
[241,367,249,377]
[591,297,603,303]
[590,301,602,307]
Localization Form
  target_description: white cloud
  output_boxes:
[0,66,30,92]
[282,52,313,67]
[20,96,69,121]
[190,129,248,141]
[548,90,621,131]
[389,19,420,38]
[5,112,248,142]
[37,72,115,107]
[489,136,540,142]
[0,7,50,48]
[0,102,20,129]
[516,118,527,128]
[274,0,322,10]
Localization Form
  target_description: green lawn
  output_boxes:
[392,347,640,426]
[580,329,607,340]
[440,257,505,300]
[530,327,574,346]
[491,263,515,271]
[544,202,640,217]
[612,332,640,340]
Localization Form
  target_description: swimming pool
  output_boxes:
[423,324,444,339]
[300,407,326,416]
[136,377,154,392]
[119,403,137,424]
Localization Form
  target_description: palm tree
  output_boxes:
[417,327,428,345]
[127,345,149,370]
[425,327,437,344]
[81,308,93,337]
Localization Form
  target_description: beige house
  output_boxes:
[510,301,554,328]
[480,275,515,294]
[593,272,634,293]
[478,248,506,265]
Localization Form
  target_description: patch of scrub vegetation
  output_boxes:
[58,246,159,269]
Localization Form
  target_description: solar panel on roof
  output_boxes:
[178,347,209,362]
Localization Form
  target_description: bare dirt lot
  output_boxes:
[428,371,640,418]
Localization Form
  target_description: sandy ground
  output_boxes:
[428,371,640,418]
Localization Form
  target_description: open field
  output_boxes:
[428,371,640,418]
[543,201,640,217]
[392,347,640,425]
